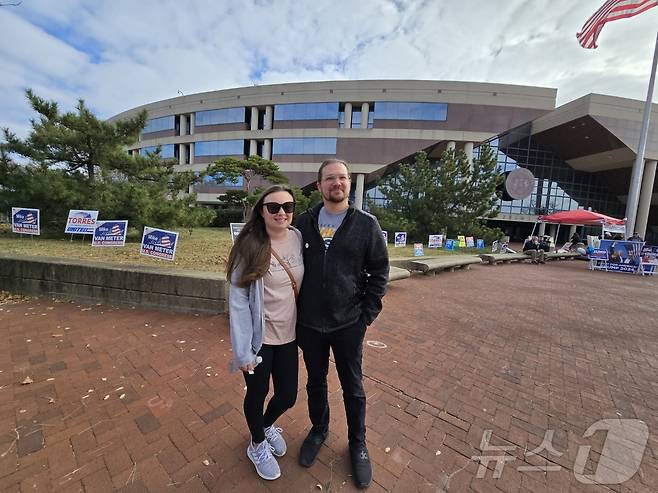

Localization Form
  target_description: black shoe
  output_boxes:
[299,429,327,467]
[350,445,372,489]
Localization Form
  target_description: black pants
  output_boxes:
[243,340,298,444]
[298,320,367,447]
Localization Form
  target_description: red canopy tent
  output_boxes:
[538,210,625,225]
[530,210,625,248]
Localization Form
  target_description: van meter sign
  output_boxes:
[11,208,40,235]
[140,226,179,261]
[92,220,128,247]
[505,168,535,200]
[65,210,99,234]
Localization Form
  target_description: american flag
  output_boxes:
[111,224,122,235]
[160,236,171,247]
[577,0,658,49]
[24,213,36,224]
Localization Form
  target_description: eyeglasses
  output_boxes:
[263,201,295,214]
[322,174,350,183]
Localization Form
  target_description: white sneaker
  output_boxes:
[247,440,281,480]
[264,425,287,457]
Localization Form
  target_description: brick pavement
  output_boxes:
[0,260,657,492]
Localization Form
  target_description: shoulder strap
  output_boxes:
[270,249,299,300]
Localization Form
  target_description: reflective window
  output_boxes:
[140,144,176,158]
[472,126,624,217]
[272,138,337,154]
[374,102,447,121]
[143,116,175,134]
[195,108,245,126]
[195,140,244,157]
[274,102,339,120]
[199,173,244,187]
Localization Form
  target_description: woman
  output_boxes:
[227,185,304,481]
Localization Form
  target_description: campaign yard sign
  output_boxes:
[413,243,424,257]
[140,227,179,261]
[92,221,128,247]
[11,208,40,235]
[445,239,456,251]
[595,239,643,273]
[394,232,407,248]
[428,234,443,248]
[457,235,466,248]
[382,231,388,243]
[476,239,485,249]
[641,245,658,273]
[229,223,245,244]
[466,236,475,248]
[65,210,99,234]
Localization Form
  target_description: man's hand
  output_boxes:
[240,362,256,373]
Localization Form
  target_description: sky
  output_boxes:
[2,0,658,138]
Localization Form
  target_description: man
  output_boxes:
[294,159,389,489]
[523,236,545,264]
[628,231,644,242]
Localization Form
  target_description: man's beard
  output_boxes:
[324,188,347,203]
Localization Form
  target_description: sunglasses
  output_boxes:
[263,201,295,214]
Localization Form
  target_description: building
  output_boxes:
[108,80,658,241]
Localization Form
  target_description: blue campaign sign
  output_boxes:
[445,239,456,250]
[476,239,485,249]
[92,220,128,247]
[11,207,40,235]
[140,226,179,261]
[65,209,99,234]
[598,239,643,273]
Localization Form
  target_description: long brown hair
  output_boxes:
[226,185,295,287]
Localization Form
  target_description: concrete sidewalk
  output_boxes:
[0,260,656,492]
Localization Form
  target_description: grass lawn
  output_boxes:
[0,223,483,272]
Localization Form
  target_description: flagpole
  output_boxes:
[625,30,658,239]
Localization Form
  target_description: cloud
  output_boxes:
[2,0,658,139]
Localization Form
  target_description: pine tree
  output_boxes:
[370,147,502,242]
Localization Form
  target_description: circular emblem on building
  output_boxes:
[504,168,535,200]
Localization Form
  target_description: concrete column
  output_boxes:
[636,159,657,238]
[538,222,546,237]
[263,139,272,160]
[568,225,577,242]
[249,139,257,156]
[189,142,195,165]
[264,106,273,130]
[179,114,187,136]
[360,102,369,129]
[344,102,353,129]
[354,173,365,210]
[250,107,259,130]
[549,224,557,238]
[178,143,186,165]
[446,141,456,151]
[189,113,195,134]
[463,142,474,164]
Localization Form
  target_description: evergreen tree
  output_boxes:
[370,147,502,242]
[1,89,214,233]
[207,155,289,219]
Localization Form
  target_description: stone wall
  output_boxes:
[0,254,227,314]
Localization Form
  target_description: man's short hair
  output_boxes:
[317,159,350,182]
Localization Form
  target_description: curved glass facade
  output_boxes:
[195,140,244,157]
[476,125,624,218]
[274,102,339,121]
[140,144,176,158]
[195,108,245,126]
[143,116,175,134]
[374,102,447,121]
[272,138,337,155]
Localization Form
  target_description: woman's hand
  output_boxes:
[240,362,256,373]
